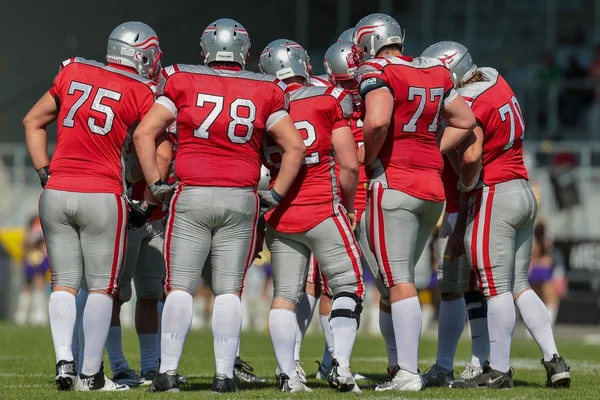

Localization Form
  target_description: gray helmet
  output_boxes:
[353,13,405,61]
[337,28,354,43]
[324,41,360,83]
[421,41,477,88]
[258,39,310,82]
[106,21,162,79]
[200,18,251,69]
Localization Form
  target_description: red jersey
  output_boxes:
[157,64,289,188]
[264,84,354,233]
[457,68,528,185]
[47,58,155,195]
[441,155,460,213]
[357,56,458,202]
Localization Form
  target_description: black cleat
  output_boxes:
[55,360,77,391]
[278,373,292,392]
[451,361,513,389]
[234,357,267,383]
[146,370,180,393]
[542,354,571,388]
[177,373,188,385]
[211,372,238,393]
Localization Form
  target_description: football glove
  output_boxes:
[127,199,157,231]
[258,189,283,216]
[149,180,178,204]
[37,166,50,188]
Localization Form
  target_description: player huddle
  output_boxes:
[23,12,572,393]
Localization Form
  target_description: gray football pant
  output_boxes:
[436,211,476,294]
[118,219,165,302]
[366,183,444,287]
[163,186,259,295]
[266,205,364,305]
[464,179,537,298]
[39,189,127,296]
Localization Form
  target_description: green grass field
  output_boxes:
[1,322,598,399]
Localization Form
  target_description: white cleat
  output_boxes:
[276,361,307,384]
[460,364,484,380]
[279,373,312,392]
[375,368,423,392]
[328,359,361,393]
[74,374,130,391]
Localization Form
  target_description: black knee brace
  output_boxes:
[329,292,363,328]
[465,290,487,320]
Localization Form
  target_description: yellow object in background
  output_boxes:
[418,288,434,305]
[0,228,26,262]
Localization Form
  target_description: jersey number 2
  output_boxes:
[498,96,525,150]
[62,81,122,135]
[193,93,256,144]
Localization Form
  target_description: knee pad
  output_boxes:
[330,292,364,328]
[465,290,487,320]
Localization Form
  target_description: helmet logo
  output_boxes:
[439,51,458,67]
[355,24,384,45]
[233,27,249,37]
[134,52,143,61]
[131,36,159,50]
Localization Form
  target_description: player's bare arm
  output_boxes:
[332,125,359,226]
[458,125,483,189]
[142,133,172,205]
[23,92,58,184]
[266,115,305,197]
[438,95,476,153]
[362,87,394,166]
[133,103,176,189]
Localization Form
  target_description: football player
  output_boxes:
[259,39,364,393]
[323,39,399,376]
[133,19,305,393]
[422,41,571,390]
[353,13,477,391]
[24,21,163,391]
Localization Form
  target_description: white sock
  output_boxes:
[139,334,160,375]
[159,291,193,373]
[294,293,317,361]
[106,326,129,374]
[329,297,358,368]
[391,296,421,374]
[319,316,334,368]
[157,300,164,355]
[269,309,298,378]
[436,298,466,370]
[487,292,515,373]
[516,290,559,362]
[212,294,242,378]
[379,309,397,368]
[49,291,77,363]
[547,304,558,327]
[81,293,113,376]
[467,297,489,367]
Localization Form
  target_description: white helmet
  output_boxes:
[200,18,251,69]
[421,41,477,88]
[324,41,360,84]
[337,28,354,43]
[106,21,162,80]
[258,39,310,82]
[353,13,405,61]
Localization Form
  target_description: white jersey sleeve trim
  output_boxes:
[443,88,459,108]
[265,109,289,131]
[156,96,177,118]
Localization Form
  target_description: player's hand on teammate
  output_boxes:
[149,180,178,204]
[258,189,283,216]
[127,199,157,230]
[37,166,50,188]
[347,212,357,231]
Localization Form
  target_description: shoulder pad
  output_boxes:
[310,75,330,87]
[334,89,354,119]
[411,56,445,68]
[457,68,499,103]
[58,57,93,73]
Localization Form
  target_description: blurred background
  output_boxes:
[1,0,599,340]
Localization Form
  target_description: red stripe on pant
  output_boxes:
[481,186,498,296]
[470,191,484,292]
[371,183,393,287]
[107,195,127,296]
[240,193,260,295]
[333,205,364,298]
[163,186,183,294]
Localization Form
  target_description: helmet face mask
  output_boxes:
[200,18,251,69]
[353,13,405,61]
[258,39,310,83]
[420,41,477,88]
[106,21,162,79]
